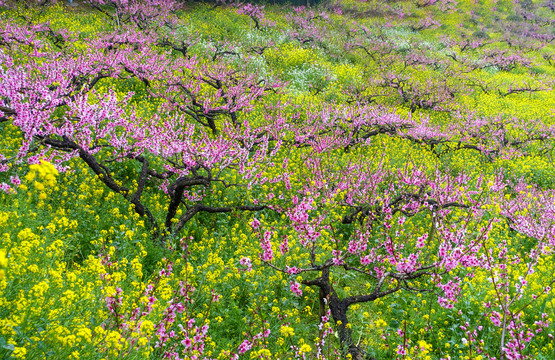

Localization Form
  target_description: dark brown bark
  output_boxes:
[39,136,160,235]
[0,105,16,122]
[165,175,211,230]
[303,267,367,359]
[303,267,407,360]
[171,203,269,236]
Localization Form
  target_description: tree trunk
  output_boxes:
[304,268,368,360]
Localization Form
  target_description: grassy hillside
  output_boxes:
[1,0,554,359]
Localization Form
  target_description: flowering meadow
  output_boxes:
[1,0,555,359]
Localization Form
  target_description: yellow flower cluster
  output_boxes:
[21,160,59,200]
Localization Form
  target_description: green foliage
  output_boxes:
[1,0,555,358]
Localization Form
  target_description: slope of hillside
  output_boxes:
[1,0,554,359]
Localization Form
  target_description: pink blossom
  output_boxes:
[290,281,302,297]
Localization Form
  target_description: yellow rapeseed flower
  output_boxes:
[279,325,294,337]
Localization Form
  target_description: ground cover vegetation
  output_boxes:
[0,0,555,359]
